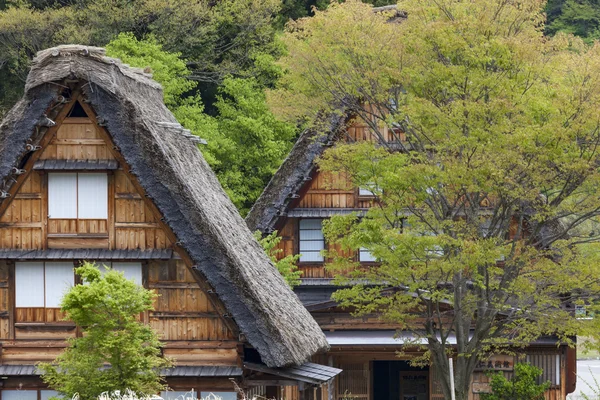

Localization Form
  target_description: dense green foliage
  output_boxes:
[105,34,296,214]
[481,363,550,400]
[254,230,302,287]
[273,1,600,399]
[546,0,600,43]
[0,0,593,212]
[39,263,170,399]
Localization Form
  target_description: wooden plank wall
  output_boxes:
[114,171,171,250]
[38,117,115,161]
[149,259,239,366]
[0,173,43,249]
[297,171,355,209]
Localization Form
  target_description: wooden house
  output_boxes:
[0,45,341,400]
[246,113,578,400]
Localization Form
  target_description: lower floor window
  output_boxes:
[527,353,560,386]
[160,391,236,400]
[15,262,74,308]
[1,390,60,400]
[97,261,143,286]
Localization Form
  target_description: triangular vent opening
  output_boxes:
[67,101,88,118]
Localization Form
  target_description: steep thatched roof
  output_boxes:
[246,113,347,234]
[0,45,328,368]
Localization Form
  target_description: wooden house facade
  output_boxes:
[0,45,340,400]
[246,114,578,400]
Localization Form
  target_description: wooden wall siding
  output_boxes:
[346,122,405,144]
[0,173,43,250]
[39,118,115,161]
[114,171,172,250]
[313,312,397,330]
[297,171,354,209]
[48,219,108,234]
[148,260,235,342]
[15,308,66,323]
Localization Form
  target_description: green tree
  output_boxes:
[39,263,170,399]
[255,230,302,287]
[106,34,297,215]
[481,363,550,400]
[546,0,600,43]
[272,1,600,400]
[0,0,284,118]
[106,33,198,110]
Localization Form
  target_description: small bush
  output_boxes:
[481,363,550,400]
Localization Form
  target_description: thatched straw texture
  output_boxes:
[246,113,346,234]
[0,45,328,368]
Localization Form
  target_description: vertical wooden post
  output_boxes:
[40,172,47,250]
[7,261,14,340]
[142,261,149,325]
[107,171,115,250]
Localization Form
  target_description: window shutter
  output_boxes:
[359,248,378,262]
[78,173,108,219]
[2,390,38,400]
[112,262,143,286]
[299,219,325,262]
[41,391,60,400]
[44,262,74,308]
[48,173,77,218]
[15,262,44,307]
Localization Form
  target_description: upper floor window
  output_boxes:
[48,173,108,219]
[299,219,325,262]
[15,261,74,308]
[359,247,378,262]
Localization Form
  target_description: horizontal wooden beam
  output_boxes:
[163,340,240,349]
[149,282,200,289]
[245,380,299,387]
[53,139,106,145]
[149,311,221,319]
[115,193,142,200]
[14,193,42,199]
[0,223,42,228]
[115,222,160,229]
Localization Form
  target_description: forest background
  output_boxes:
[0,0,597,215]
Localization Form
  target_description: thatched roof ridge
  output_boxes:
[0,45,328,368]
[246,113,347,234]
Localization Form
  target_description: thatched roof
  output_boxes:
[246,113,347,234]
[0,45,328,368]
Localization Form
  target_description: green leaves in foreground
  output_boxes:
[255,230,302,287]
[482,363,550,400]
[40,263,170,400]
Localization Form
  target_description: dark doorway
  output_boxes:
[373,360,429,400]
